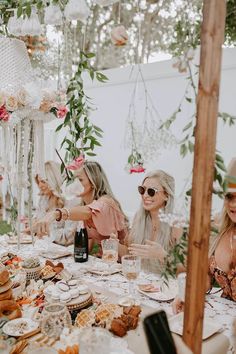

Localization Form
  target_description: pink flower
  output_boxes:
[20,216,28,223]
[66,155,85,171]
[0,105,10,122]
[57,106,68,119]
[130,165,146,174]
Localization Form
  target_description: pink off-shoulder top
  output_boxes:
[84,196,128,255]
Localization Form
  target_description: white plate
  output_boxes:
[87,263,121,276]
[138,281,178,302]
[6,234,32,244]
[3,318,39,337]
[41,250,72,259]
[168,313,222,340]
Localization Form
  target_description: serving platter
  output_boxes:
[3,318,38,337]
[168,312,222,340]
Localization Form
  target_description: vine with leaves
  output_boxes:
[160,58,236,281]
[160,60,236,200]
[54,51,108,180]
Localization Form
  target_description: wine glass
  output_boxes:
[121,255,141,303]
[177,272,186,301]
[79,328,111,354]
[101,238,118,264]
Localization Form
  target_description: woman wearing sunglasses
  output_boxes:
[173,158,236,314]
[121,170,182,273]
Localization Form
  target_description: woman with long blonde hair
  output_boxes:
[120,170,182,273]
[207,158,236,301]
[173,159,236,314]
[35,159,129,255]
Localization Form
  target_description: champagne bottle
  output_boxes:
[74,222,88,263]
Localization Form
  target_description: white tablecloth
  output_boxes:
[0,239,235,354]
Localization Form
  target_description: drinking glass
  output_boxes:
[79,327,111,354]
[122,255,141,300]
[177,272,186,301]
[101,238,118,264]
[40,303,72,339]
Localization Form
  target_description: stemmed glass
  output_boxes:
[121,255,141,303]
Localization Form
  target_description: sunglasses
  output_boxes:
[225,193,236,201]
[138,185,161,197]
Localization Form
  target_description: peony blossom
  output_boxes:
[130,165,146,174]
[5,95,18,112]
[57,106,68,119]
[66,155,85,170]
[111,26,128,46]
[0,105,10,121]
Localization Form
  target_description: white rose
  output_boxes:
[5,95,18,111]
[17,89,27,106]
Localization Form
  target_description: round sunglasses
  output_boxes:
[138,185,161,197]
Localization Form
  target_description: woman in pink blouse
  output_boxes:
[35,160,128,255]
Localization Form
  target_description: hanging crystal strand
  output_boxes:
[57,33,62,91]
[17,121,25,251]
[82,23,87,52]
[117,0,121,24]
[27,120,35,245]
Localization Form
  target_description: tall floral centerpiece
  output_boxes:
[0,37,67,248]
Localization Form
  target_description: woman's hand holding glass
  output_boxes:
[33,211,56,237]
[128,240,167,262]
[101,238,118,264]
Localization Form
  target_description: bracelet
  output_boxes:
[55,208,62,222]
[61,208,70,221]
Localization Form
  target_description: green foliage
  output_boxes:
[0,220,12,235]
[127,150,143,166]
[161,229,188,282]
[225,0,236,44]
[218,112,236,126]
[54,51,107,178]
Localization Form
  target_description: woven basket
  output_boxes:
[23,265,42,281]
[0,37,33,91]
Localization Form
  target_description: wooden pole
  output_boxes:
[183,1,226,353]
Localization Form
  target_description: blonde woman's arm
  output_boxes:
[34,206,92,236]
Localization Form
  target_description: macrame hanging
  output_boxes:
[0,37,55,247]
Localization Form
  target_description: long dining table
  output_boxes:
[0,238,234,354]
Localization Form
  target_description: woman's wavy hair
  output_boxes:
[35,161,64,208]
[82,161,128,223]
[129,169,175,251]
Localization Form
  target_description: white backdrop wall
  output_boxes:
[44,47,236,218]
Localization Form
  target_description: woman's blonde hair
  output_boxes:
[82,161,128,223]
[35,161,65,208]
[129,170,175,251]
[209,204,235,256]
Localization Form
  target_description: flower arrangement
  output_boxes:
[0,86,68,124]
[126,149,145,174]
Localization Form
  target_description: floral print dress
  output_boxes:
[209,234,236,301]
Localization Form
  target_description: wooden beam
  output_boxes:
[183,1,226,353]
